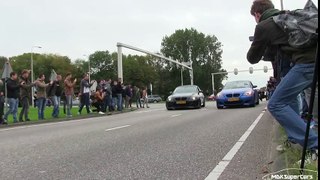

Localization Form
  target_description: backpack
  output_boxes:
[272,0,318,49]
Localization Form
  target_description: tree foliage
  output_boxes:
[1,28,226,97]
[160,28,227,95]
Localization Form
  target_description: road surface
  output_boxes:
[0,101,276,180]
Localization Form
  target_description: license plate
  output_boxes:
[176,101,186,104]
[228,97,239,102]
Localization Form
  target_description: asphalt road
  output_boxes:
[0,101,276,180]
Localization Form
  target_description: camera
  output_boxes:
[249,36,254,42]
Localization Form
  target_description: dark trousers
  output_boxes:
[0,96,4,123]
[92,101,103,112]
[79,93,90,114]
[19,97,30,121]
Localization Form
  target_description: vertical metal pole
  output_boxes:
[280,0,284,10]
[181,68,183,86]
[211,73,215,95]
[31,50,34,107]
[189,47,194,85]
[30,46,41,107]
[88,56,91,82]
[117,46,123,82]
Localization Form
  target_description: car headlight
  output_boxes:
[244,90,254,96]
[167,97,173,101]
[217,93,223,98]
[191,96,197,101]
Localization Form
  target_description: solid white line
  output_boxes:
[105,125,131,132]
[204,109,266,180]
[171,114,182,118]
[134,108,164,114]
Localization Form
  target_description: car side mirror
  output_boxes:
[169,91,173,94]
[253,85,257,88]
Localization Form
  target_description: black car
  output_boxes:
[166,85,205,110]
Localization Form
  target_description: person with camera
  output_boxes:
[4,72,20,123]
[48,74,63,118]
[64,73,77,118]
[35,74,53,120]
[78,73,95,115]
[19,70,36,122]
[247,0,318,155]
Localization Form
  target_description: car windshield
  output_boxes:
[223,81,251,89]
[173,86,197,94]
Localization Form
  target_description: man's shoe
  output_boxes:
[276,139,297,152]
[26,119,31,121]
[2,121,8,125]
[98,111,105,115]
[311,149,318,161]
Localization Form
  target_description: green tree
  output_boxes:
[89,50,117,81]
[0,56,8,73]
[161,28,227,94]
[9,53,74,81]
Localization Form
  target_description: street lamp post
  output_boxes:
[31,46,41,107]
[83,54,90,82]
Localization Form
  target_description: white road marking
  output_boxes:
[105,125,131,132]
[134,108,164,114]
[205,109,266,180]
[171,114,182,118]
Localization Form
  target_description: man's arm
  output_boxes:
[247,25,269,64]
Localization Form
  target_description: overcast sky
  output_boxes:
[0,0,317,88]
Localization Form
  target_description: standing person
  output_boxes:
[35,74,52,120]
[0,79,5,124]
[247,0,318,154]
[142,87,149,108]
[116,78,123,112]
[135,87,142,108]
[64,73,77,118]
[103,78,112,113]
[111,80,118,111]
[49,74,63,118]
[266,76,277,100]
[124,84,132,109]
[131,86,140,109]
[19,70,35,122]
[4,72,20,123]
[78,73,94,115]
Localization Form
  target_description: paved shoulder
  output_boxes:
[218,110,278,179]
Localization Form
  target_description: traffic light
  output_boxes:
[263,66,268,73]
[249,67,253,74]
[234,68,238,75]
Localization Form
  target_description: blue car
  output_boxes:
[216,80,259,109]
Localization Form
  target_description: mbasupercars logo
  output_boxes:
[262,168,318,180]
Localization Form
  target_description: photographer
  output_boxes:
[247,0,318,155]
[19,70,36,122]
[78,73,95,115]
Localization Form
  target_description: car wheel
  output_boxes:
[256,98,260,105]
[250,102,256,107]
[201,99,206,107]
[154,100,157,103]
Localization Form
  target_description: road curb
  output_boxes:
[0,108,138,129]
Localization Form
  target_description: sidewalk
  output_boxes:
[218,109,318,179]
